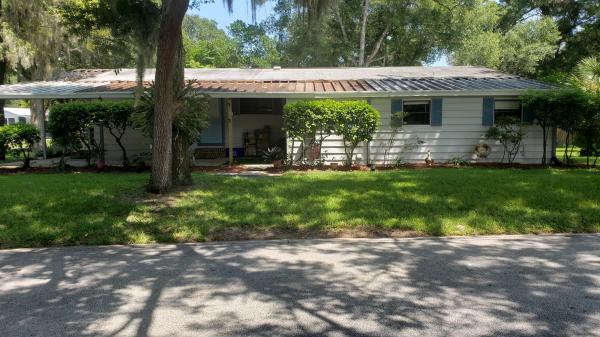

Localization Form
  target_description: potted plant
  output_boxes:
[262,146,284,168]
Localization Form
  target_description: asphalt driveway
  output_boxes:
[1,234,599,337]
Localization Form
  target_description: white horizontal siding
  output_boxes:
[95,127,151,163]
[288,96,553,164]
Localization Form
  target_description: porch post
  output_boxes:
[226,98,233,166]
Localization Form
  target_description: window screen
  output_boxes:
[494,100,521,121]
[403,101,430,125]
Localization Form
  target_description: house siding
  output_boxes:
[97,96,552,165]
[287,97,553,165]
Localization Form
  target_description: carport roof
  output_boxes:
[0,66,555,99]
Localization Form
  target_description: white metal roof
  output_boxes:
[0,66,555,99]
[74,66,512,82]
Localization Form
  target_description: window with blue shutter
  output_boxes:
[431,98,443,126]
[391,99,403,127]
[482,97,494,126]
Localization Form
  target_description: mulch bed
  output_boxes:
[1,162,596,175]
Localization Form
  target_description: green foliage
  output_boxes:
[333,100,380,166]
[91,101,135,165]
[134,82,210,143]
[228,20,281,68]
[485,116,525,164]
[0,123,40,168]
[183,16,240,68]
[284,99,380,166]
[573,94,600,166]
[453,10,560,76]
[0,125,11,160]
[261,146,284,162]
[447,156,468,166]
[47,101,98,166]
[522,89,561,164]
[283,100,318,164]
[569,56,600,94]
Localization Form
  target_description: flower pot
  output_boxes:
[96,160,105,170]
[330,163,339,169]
[273,159,283,169]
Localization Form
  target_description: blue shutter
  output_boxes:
[431,98,443,126]
[482,97,494,126]
[521,102,535,124]
[391,99,403,127]
[391,99,403,113]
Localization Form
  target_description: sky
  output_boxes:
[188,1,275,30]
[187,1,449,66]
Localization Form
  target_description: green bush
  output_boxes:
[48,101,136,167]
[48,102,96,166]
[92,101,135,166]
[2,123,40,169]
[283,100,318,164]
[283,100,381,166]
[486,116,525,164]
[334,100,380,166]
[0,125,10,160]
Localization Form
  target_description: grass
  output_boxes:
[556,146,599,166]
[1,169,599,248]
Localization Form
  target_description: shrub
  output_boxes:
[92,101,135,166]
[282,101,317,164]
[0,125,10,160]
[521,89,560,165]
[334,100,380,166]
[283,100,381,167]
[485,116,525,164]
[573,94,600,166]
[3,123,40,169]
[48,102,97,166]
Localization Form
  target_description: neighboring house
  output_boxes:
[0,67,554,164]
[2,107,30,125]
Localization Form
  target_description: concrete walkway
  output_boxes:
[1,234,599,337]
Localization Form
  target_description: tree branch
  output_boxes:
[366,24,390,66]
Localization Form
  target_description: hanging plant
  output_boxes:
[474,143,491,159]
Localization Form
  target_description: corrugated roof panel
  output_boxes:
[0,73,557,99]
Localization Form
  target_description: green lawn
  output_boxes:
[556,146,599,166]
[1,169,599,248]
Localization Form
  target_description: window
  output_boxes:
[18,117,26,124]
[403,100,430,125]
[6,118,15,125]
[494,100,521,121]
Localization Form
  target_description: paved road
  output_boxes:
[1,235,599,337]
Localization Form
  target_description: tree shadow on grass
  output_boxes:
[1,235,599,336]
[137,169,600,242]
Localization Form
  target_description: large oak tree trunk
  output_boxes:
[172,130,193,186]
[170,36,193,186]
[149,0,189,194]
